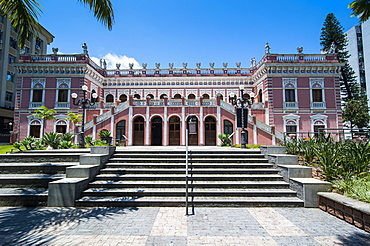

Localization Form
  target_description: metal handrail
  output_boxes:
[185,129,189,215]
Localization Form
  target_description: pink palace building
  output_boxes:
[12,46,343,146]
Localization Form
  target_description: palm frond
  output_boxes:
[0,0,43,48]
[349,0,370,22]
[78,0,115,30]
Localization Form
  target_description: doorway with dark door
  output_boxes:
[151,117,163,146]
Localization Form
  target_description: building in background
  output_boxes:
[346,20,370,100]
[0,12,53,143]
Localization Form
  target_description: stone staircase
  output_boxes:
[0,150,87,206]
[76,148,304,207]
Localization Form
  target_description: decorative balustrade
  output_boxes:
[220,100,235,113]
[54,102,70,109]
[103,102,115,109]
[168,99,182,106]
[96,111,111,124]
[202,99,216,106]
[275,129,284,141]
[149,100,165,106]
[185,99,199,106]
[84,119,94,130]
[114,101,129,114]
[283,102,298,109]
[311,102,326,108]
[29,102,44,108]
[256,119,272,134]
[133,100,146,106]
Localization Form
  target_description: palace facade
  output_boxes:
[12,49,343,146]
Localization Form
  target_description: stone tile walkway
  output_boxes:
[0,207,369,245]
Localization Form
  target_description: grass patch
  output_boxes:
[0,145,17,154]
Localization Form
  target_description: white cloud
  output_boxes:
[91,53,140,69]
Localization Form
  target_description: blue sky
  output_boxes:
[39,0,360,69]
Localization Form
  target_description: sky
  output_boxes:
[38,0,361,69]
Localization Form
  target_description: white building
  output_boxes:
[346,20,370,101]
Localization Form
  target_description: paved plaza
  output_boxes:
[0,206,369,246]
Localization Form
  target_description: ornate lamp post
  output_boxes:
[229,85,255,148]
[71,85,98,148]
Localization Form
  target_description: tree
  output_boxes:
[0,0,114,48]
[320,13,358,101]
[349,0,370,22]
[342,88,370,132]
[32,106,56,137]
[67,112,82,125]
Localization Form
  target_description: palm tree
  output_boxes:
[0,0,114,48]
[32,106,56,137]
[349,0,370,22]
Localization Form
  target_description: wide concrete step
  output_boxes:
[88,180,291,189]
[0,188,48,206]
[81,188,298,197]
[0,153,81,163]
[75,196,304,207]
[114,150,262,155]
[0,162,78,174]
[105,163,274,169]
[108,158,269,163]
[112,153,266,159]
[0,174,65,188]
[99,168,279,175]
[94,174,284,181]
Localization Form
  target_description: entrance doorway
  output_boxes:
[151,117,162,146]
[205,116,216,146]
[133,117,144,145]
[187,116,198,146]
[169,116,180,145]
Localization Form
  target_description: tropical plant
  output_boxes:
[32,106,56,137]
[0,0,114,48]
[42,132,61,149]
[218,134,231,147]
[60,132,74,142]
[84,135,108,147]
[349,0,370,22]
[16,136,43,151]
[333,173,370,203]
[59,141,76,149]
[67,112,82,124]
[98,129,111,138]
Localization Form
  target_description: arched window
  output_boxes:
[202,94,210,99]
[56,120,67,133]
[116,120,126,141]
[160,94,167,99]
[258,89,263,103]
[134,94,141,99]
[173,94,182,99]
[224,120,233,135]
[119,94,127,102]
[106,94,114,103]
[188,94,196,99]
[147,94,154,99]
[29,120,41,138]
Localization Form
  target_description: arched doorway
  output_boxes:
[116,120,126,143]
[205,116,216,146]
[187,116,198,146]
[169,116,180,146]
[133,116,145,145]
[151,117,162,146]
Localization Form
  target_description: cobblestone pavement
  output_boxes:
[0,207,369,246]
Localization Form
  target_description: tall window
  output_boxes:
[223,120,233,135]
[312,89,323,102]
[285,89,296,102]
[9,37,17,49]
[32,89,43,102]
[286,125,297,135]
[5,92,13,102]
[58,89,68,102]
[119,94,127,102]
[116,120,126,141]
[29,120,41,138]
[8,55,16,64]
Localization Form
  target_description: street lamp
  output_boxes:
[229,85,255,148]
[71,85,98,148]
